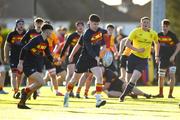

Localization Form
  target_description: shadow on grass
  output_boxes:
[65,110,134,116]
[126,98,179,105]
[0,99,60,106]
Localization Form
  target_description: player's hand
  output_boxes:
[136,48,145,53]
[155,56,160,64]
[68,55,73,63]
[114,52,119,60]
[95,56,100,65]
[4,57,9,64]
[17,60,23,73]
[170,55,175,64]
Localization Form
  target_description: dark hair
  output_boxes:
[89,14,100,22]
[34,17,44,23]
[41,24,53,31]
[16,19,24,24]
[75,20,84,27]
[162,19,170,26]
[140,17,150,22]
[106,24,115,29]
[15,18,24,30]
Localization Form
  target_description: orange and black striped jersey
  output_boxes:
[158,31,179,57]
[19,35,53,71]
[6,30,26,58]
[158,31,178,47]
[20,35,53,61]
[60,32,81,58]
[81,28,107,59]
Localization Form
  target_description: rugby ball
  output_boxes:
[102,51,113,67]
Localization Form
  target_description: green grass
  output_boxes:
[0,86,180,120]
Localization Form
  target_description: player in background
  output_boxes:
[0,26,9,94]
[153,19,180,98]
[60,21,84,97]
[4,19,26,98]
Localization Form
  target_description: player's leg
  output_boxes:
[153,61,167,98]
[64,72,82,107]
[120,69,141,102]
[132,87,151,98]
[57,71,66,85]
[119,55,128,82]
[0,71,8,94]
[66,64,75,97]
[48,68,63,96]
[43,71,50,83]
[66,64,75,85]
[168,66,176,98]
[11,70,20,99]
[76,73,88,98]
[108,91,122,98]
[18,72,44,109]
[119,54,147,102]
[91,66,106,108]
[64,57,89,107]
[84,73,93,98]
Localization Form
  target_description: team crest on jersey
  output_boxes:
[71,36,79,46]
[159,36,174,45]
[30,43,47,55]
[11,35,23,44]
[91,32,103,44]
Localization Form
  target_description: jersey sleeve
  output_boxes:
[19,37,39,60]
[60,34,73,58]
[153,31,159,43]
[101,29,108,46]
[44,41,54,62]
[78,35,83,46]
[171,32,179,44]
[128,28,137,42]
[6,33,12,44]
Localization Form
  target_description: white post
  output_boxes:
[151,0,166,32]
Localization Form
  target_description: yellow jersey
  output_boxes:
[128,28,158,58]
[0,35,3,46]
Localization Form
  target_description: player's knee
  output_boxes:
[169,66,176,74]
[48,68,56,76]
[94,75,103,84]
[11,72,17,79]
[158,69,166,77]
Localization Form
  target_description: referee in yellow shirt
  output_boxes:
[119,17,160,102]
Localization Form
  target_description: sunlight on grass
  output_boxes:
[0,86,180,120]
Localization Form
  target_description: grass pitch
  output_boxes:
[0,86,180,120]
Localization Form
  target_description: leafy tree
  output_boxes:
[166,0,180,39]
